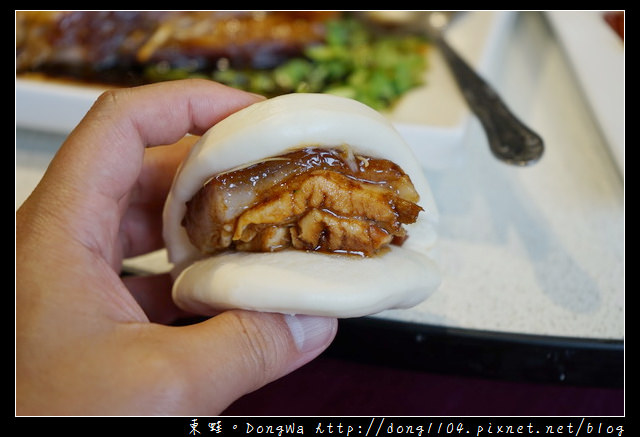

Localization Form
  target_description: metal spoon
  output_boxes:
[364,11,544,166]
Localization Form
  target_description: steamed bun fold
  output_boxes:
[162,93,440,318]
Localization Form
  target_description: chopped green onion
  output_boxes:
[143,18,429,111]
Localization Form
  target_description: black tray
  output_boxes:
[326,317,624,388]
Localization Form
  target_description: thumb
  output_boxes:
[170,310,337,414]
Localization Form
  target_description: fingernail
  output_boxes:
[284,314,337,353]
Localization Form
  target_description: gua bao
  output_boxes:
[162,93,440,317]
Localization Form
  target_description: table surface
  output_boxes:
[15,10,624,383]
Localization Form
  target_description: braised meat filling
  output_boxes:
[16,11,334,85]
[182,147,423,257]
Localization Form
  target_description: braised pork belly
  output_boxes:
[181,147,423,257]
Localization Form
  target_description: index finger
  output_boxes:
[37,79,263,268]
[59,79,263,201]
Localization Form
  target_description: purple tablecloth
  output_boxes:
[223,355,623,416]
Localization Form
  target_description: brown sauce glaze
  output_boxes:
[182,147,423,257]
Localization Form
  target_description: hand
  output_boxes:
[16,79,338,415]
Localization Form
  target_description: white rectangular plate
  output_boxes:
[16,11,516,170]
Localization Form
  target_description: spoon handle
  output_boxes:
[435,35,544,166]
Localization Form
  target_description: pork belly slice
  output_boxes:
[181,147,423,257]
